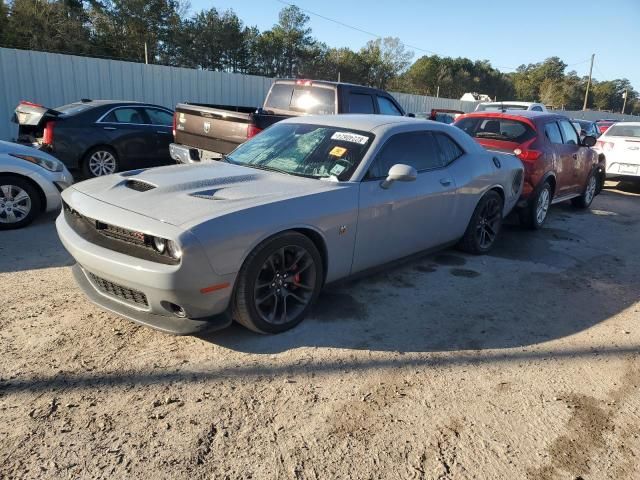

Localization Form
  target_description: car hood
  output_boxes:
[68,162,341,227]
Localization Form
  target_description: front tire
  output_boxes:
[83,147,119,178]
[572,172,597,209]
[232,232,324,334]
[519,181,552,229]
[0,175,41,230]
[457,190,504,254]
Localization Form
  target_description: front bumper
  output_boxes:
[56,197,236,335]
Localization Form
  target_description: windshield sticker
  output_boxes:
[329,146,347,157]
[331,132,369,145]
[330,164,346,176]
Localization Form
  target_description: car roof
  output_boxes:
[279,114,417,132]
[55,100,169,112]
[460,110,560,120]
[478,101,542,106]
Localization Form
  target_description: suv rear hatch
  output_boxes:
[454,114,537,154]
[12,101,62,146]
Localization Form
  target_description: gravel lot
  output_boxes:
[1,182,639,480]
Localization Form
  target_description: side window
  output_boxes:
[102,108,147,124]
[368,132,443,179]
[544,122,563,144]
[144,108,173,126]
[559,120,579,145]
[434,133,464,165]
[531,106,543,112]
[348,93,375,114]
[377,96,402,116]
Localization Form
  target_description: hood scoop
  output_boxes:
[124,179,156,192]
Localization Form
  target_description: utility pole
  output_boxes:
[436,85,440,98]
[144,42,148,64]
[622,89,628,114]
[582,53,595,111]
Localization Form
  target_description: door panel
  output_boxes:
[352,171,456,273]
[143,108,174,164]
[98,107,154,170]
[557,119,583,194]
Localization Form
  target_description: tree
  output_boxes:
[358,37,412,89]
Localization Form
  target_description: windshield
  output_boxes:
[605,125,640,137]
[455,116,537,143]
[55,103,92,115]
[226,123,373,180]
[477,104,529,111]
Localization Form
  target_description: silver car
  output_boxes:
[56,115,523,335]
[0,141,73,229]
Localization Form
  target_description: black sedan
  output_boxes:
[13,100,174,178]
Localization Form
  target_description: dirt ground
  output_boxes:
[1,182,639,480]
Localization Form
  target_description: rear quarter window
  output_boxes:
[455,117,536,143]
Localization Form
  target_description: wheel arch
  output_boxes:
[541,172,557,198]
[236,225,329,284]
[0,173,46,212]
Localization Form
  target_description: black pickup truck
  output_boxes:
[170,79,409,163]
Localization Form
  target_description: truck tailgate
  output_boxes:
[174,103,256,155]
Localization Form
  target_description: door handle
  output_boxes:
[103,126,116,131]
[439,178,452,186]
[572,153,578,159]
[157,130,170,134]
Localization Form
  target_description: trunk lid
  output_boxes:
[12,101,62,145]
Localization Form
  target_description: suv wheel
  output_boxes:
[519,181,552,229]
[572,172,597,209]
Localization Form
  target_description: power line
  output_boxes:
[273,0,594,74]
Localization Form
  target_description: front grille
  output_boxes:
[96,222,146,246]
[125,179,156,192]
[62,201,178,265]
[86,271,148,307]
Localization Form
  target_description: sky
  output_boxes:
[189,0,640,92]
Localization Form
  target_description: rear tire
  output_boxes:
[457,191,504,254]
[0,175,41,230]
[232,232,324,334]
[82,147,119,178]
[519,181,552,230]
[572,172,597,209]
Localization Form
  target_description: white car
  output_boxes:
[595,123,640,182]
[475,101,548,113]
[0,141,73,229]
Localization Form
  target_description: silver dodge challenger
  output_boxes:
[56,115,523,335]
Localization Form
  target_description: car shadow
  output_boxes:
[200,190,640,354]
[0,211,74,273]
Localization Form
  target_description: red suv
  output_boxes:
[454,111,601,228]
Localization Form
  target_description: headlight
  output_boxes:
[152,237,166,253]
[9,153,63,172]
[167,240,182,260]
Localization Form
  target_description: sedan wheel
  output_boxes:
[0,176,41,230]
[86,149,118,177]
[233,232,323,334]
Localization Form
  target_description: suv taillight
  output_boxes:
[514,148,542,161]
[596,140,614,151]
[42,121,55,145]
[247,125,262,138]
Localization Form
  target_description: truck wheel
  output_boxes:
[519,181,552,229]
[572,172,597,209]
[0,175,42,230]
[232,232,324,334]
[83,147,119,178]
[457,190,503,254]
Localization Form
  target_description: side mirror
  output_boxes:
[582,135,596,147]
[406,113,415,118]
[380,164,417,189]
